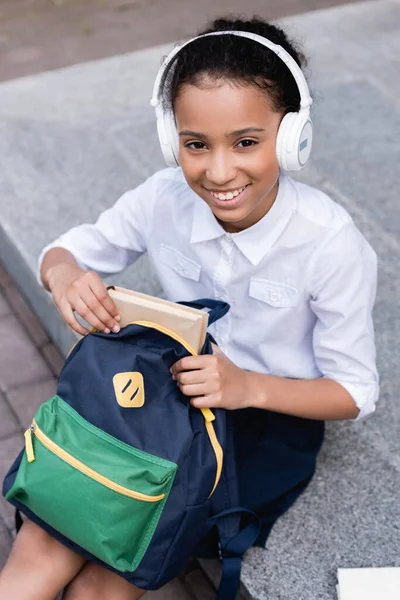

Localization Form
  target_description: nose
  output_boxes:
[206,149,237,186]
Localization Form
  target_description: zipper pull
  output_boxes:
[24,425,36,463]
[201,408,215,422]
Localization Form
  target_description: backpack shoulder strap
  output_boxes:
[207,411,261,599]
[209,507,261,600]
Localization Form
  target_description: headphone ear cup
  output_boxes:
[156,105,180,167]
[165,109,180,166]
[276,112,297,171]
[276,111,313,171]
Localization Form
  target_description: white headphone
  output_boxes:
[150,30,313,172]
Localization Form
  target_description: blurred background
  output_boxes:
[0,0,362,81]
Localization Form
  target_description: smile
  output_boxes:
[209,185,248,201]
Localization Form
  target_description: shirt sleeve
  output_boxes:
[308,223,379,420]
[38,175,158,280]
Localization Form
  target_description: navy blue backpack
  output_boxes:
[3,299,266,599]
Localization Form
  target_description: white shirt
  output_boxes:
[39,168,379,420]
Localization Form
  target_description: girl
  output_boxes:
[0,16,378,600]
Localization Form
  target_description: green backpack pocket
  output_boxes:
[6,395,177,572]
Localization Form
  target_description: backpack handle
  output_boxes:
[178,299,230,326]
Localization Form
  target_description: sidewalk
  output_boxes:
[0,0,361,82]
[0,264,60,558]
[0,262,221,599]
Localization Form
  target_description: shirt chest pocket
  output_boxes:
[249,278,298,308]
[159,244,201,281]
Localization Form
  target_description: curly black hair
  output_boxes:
[163,17,308,115]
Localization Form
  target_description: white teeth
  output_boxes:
[210,186,246,201]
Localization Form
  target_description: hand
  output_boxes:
[170,343,250,410]
[47,263,120,336]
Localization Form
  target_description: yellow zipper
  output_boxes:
[24,422,165,503]
[24,427,35,463]
[130,321,224,495]
[205,421,223,498]
[130,321,198,356]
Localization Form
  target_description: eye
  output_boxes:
[237,139,258,148]
[186,141,207,150]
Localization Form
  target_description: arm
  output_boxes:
[243,372,359,420]
[41,247,82,292]
[40,247,120,336]
[170,348,358,420]
[39,178,157,335]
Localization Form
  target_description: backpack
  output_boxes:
[2,299,261,599]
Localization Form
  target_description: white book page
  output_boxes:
[338,568,400,600]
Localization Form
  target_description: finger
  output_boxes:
[60,302,90,336]
[171,355,214,375]
[175,369,209,386]
[178,383,210,398]
[72,297,113,333]
[211,343,223,355]
[79,288,120,333]
[190,394,220,409]
[87,277,120,323]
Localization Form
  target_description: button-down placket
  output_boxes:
[212,235,235,350]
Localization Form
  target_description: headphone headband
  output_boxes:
[150,30,312,111]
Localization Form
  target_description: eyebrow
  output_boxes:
[179,127,265,138]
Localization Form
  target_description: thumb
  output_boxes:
[211,342,223,355]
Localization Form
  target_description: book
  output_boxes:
[108,286,209,354]
[337,567,400,600]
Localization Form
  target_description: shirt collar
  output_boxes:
[190,173,296,266]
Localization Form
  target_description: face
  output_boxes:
[175,79,284,233]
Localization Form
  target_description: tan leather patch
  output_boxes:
[113,372,145,408]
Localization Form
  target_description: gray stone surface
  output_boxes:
[0,433,24,531]
[0,1,399,599]
[311,80,400,236]
[7,378,57,431]
[0,315,52,390]
[0,294,11,319]
[0,519,12,570]
[0,391,20,440]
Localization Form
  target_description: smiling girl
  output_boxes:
[0,16,378,600]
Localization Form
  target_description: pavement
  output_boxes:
[0,0,362,82]
[0,264,61,565]
[0,0,399,599]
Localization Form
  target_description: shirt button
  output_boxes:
[270,293,281,302]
